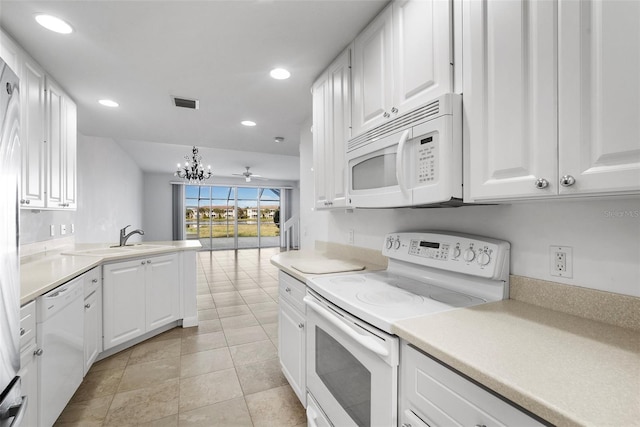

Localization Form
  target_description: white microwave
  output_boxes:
[346,94,462,208]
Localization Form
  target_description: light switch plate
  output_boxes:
[50,225,55,237]
[60,224,67,235]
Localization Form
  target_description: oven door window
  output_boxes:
[351,152,397,191]
[316,327,371,427]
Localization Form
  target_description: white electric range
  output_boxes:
[304,231,510,427]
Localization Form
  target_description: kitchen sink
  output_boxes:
[115,244,168,250]
[63,244,172,257]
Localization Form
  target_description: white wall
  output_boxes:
[143,173,300,243]
[299,126,640,297]
[75,134,144,244]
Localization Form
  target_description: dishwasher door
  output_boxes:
[37,276,84,427]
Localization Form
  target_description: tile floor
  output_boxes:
[55,247,306,427]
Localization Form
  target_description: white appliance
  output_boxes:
[36,277,84,427]
[0,58,26,427]
[346,94,463,208]
[305,231,510,427]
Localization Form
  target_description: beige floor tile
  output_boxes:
[217,305,252,318]
[236,359,288,395]
[254,310,278,325]
[214,296,247,308]
[224,325,269,346]
[118,356,180,392]
[248,301,279,313]
[146,327,188,343]
[55,395,112,425]
[261,323,278,340]
[128,338,181,365]
[197,308,219,320]
[104,378,179,426]
[71,367,125,403]
[182,318,223,336]
[229,340,278,366]
[196,294,216,310]
[180,348,234,378]
[181,331,228,355]
[179,368,244,412]
[242,293,274,304]
[90,349,131,373]
[178,397,253,427]
[245,385,305,427]
[138,414,178,427]
[220,314,260,330]
[210,284,237,293]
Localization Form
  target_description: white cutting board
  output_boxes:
[290,259,365,274]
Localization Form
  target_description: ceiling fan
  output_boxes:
[233,166,268,182]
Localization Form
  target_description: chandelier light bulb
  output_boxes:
[174,146,213,182]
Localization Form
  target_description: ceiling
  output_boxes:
[0,0,388,180]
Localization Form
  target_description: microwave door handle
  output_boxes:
[304,296,389,357]
[395,129,411,195]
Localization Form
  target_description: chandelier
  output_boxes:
[175,146,212,182]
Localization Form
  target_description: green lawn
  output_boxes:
[186,223,280,238]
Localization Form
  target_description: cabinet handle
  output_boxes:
[20,328,25,336]
[383,112,390,118]
[391,107,398,114]
[92,279,98,283]
[34,348,43,356]
[147,259,152,264]
[85,303,91,309]
[285,287,291,293]
[298,322,304,329]
[534,178,549,189]
[401,424,411,427]
[141,261,146,265]
[20,199,30,205]
[560,175,576,187]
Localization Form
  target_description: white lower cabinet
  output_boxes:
[400,342,544,427]
[83,267,102,375]
[19,301,38,427]
[278,271,306,407]
[103,253,180,350]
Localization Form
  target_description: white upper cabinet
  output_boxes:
[313,48,351,209]
[63,97,77,209]
[558,0,640,196]
[464,0,558,200]
[352,0,453,138]
[465,0,640,201]
[20,57,47,208]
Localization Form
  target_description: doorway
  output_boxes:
[185,185,282,250]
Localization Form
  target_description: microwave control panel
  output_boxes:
[414,131,439,185]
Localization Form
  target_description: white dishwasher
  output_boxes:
[36,276,84,427]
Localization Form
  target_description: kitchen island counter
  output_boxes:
[393,297,640,427]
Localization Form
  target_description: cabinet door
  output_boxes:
[83,288,102,375]
[312,73,331,208]
[558,0,640,195]
[46,78,65,208]
[20,57,46,208]
[18,343,38,427]
[352,4,393,137]
[63,98,77,208]
[278,298,306,406]
[328,49,351,207]
[145,253,180,331]
[464,0,558,201]
[103,260,146,350]
[392,0,452,115]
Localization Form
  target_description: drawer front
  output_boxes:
[279,271,306,312]
[19,300,36,350]
[83,267,101,297]
[400,344,545,427]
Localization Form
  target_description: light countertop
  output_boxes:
[393,299,640,427]
[20,240,201,305]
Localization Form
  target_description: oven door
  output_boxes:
[304,291,398,427]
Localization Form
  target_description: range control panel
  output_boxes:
[382,232,510,280]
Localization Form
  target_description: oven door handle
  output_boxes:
[304,296,389,357]
[395,129,411,196]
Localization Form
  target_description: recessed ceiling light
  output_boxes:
[241,120,256,127]
[99,99,119,108]
[35,14,73,34]
[270,68,291,80]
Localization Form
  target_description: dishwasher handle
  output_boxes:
[304,295,389,357]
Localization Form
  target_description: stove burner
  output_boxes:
[429,292,476,307]
[329,276,366,284]
[356,289,424,306]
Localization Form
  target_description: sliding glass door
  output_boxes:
[185,185,282,250]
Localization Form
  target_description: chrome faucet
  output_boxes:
[119,225,144,246]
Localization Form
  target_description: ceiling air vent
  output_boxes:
[172,96,199,110]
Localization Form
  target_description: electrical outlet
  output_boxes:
[348,229,355,245]
[50,225,55,237]
[550,246,573,278]
[60,224,67,235]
